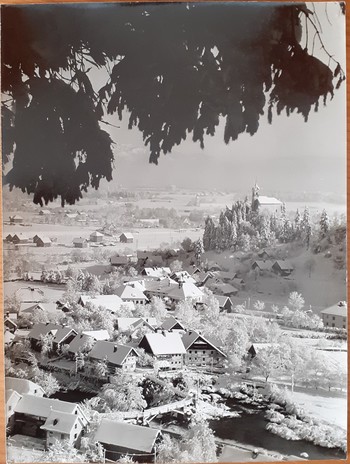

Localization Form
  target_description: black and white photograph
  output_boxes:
[1,2,347,463]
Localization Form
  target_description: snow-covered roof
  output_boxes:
[321,302,347,317]
[144,277,178,293]
[68,334,96,354]
[28,322,60,341]
[94,420,161,452]
[90,231,104,237]
[6,377,45,396]
[89,342,138,366]
[143,267,171,278]
[79,294,134,314]
[120,232,134,239]
[115,285,148,301]
[73,237,87,244]
[20,302,58,315]
[167,282,204,301]
[141,332,186,355]
[117,317,157,332]
[41,410,81,434]
[4,331,15,345]
[14,394,78,417]
[36,236,52,244]
[82,330,110,341]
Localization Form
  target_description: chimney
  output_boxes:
[114,345,118,352]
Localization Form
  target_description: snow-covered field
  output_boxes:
[292,391,347,430]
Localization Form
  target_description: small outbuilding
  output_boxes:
[119,232,134,243]
[90,231,104,242]
[73,237,88,248]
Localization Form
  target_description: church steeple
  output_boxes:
[251,180,260,211]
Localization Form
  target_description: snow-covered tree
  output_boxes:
[288,292,305,311]
[319,209,330,238]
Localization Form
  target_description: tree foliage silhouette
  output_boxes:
[1,3,345,205]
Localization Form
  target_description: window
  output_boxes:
[8,406,11,411]
[203,351,205,354]
[61,434,65,440]
[75,424,77,429]
[333,316,335,320]
[332,323,335,328]
[203,357,205,361]
[343,325,346,329]
[74,433,77,439]
[195,351,197,354]
[211,351,214,355]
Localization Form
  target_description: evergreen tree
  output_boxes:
[294,209,302,240]
[301,207,312,248]
[320,209,330,238]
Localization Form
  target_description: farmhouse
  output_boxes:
[88,342,139,373]
[182,331,226,369]
[13,395,88,447]
[272,260,294,276]
[170,271,196,284]
[119,232,134,243]
[73,237,88,248]
[116,317,157,332]
[9,215,24,223]
[52,327,78,352]
[94,420,162,463]
[16,286,45,303]
[5,233,13,242]
[20,302,58,317]
[139,331,186,370]
[321,301,347,329]
[90,231,104,242]
[144,277,179,300]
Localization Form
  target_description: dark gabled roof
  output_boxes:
[160,316,185,331]
[94,420,161,452]
[252,260,273,270]
[214,295,232,307]
[73,237,87,244]
[68,334,96,354]
[41,410,80,434]
[53,327,77,344]
[28,323,60,341]
[89,342,138,366]
[182,331,226,357]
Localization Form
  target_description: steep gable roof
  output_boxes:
[273,259,293,270]
[28,322,60,341]
[115,285,148,301]
[41,410,81,434]
[89,342,138,366]
[79,294,134,314]
[160,316,185,331]
[68,334,96,354]
[167,282,204,301]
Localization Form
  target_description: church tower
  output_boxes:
[251,181,260,212]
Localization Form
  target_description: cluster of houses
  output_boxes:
[4,233,52,247]
[6,376,161,461]
[73,231,134,248]
[24,313,227,375]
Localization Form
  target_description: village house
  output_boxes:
[182,330,226,369]
[5,233,13,242]
[4,316,18,333]
[167,282,204,304]
[19,302,59,318]
[9,214,24,224]
[251,260,274,273]
[13,395,88,448]
[36,236,52,247]
[88,342,139,375]
[66,334,97,359]
[206,281,238,297]
[119,232,134,243]
[6,389,22,430]
[194,271,213,286]
[116,317,157,332]
[143,277,179,300]
[94,420,162,463]
[139,331,186,370]
[28,322,60,352]
[90,231,104,242]
[214,295,233,312]
[257,249,273,260]
[52,327,78,353]
[321,301,347,329]
[6,377,45,397]
[12,233,31,244]
[73,237,88,248]
[115,284,149,305]
[272,260,294,276]
[170,271,196,284]
[160,316,186,333]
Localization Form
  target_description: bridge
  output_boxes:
[117,397,195,424]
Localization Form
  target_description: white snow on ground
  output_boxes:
[292,392,347,430]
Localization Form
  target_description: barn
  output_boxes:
[119,232,134,243]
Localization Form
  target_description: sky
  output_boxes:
[95,3,346,197]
